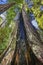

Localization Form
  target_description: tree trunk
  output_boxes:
[0,2,15,14]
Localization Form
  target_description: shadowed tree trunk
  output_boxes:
[22,6,43,65]
[0,2,15,14]
[11,13,32,65]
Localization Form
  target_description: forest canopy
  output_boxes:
[30,0,43,29]
[8,0,43,30]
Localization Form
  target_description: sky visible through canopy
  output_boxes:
[0,0,7,4]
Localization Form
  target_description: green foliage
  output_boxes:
[6,0,24,26]
[8,0,23,4]
[0,17,2,23]
[31,0,43,30]
[32,0,41,4]
[0,0,24,54]
[6,6,16,26]
[0,27,11,54]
